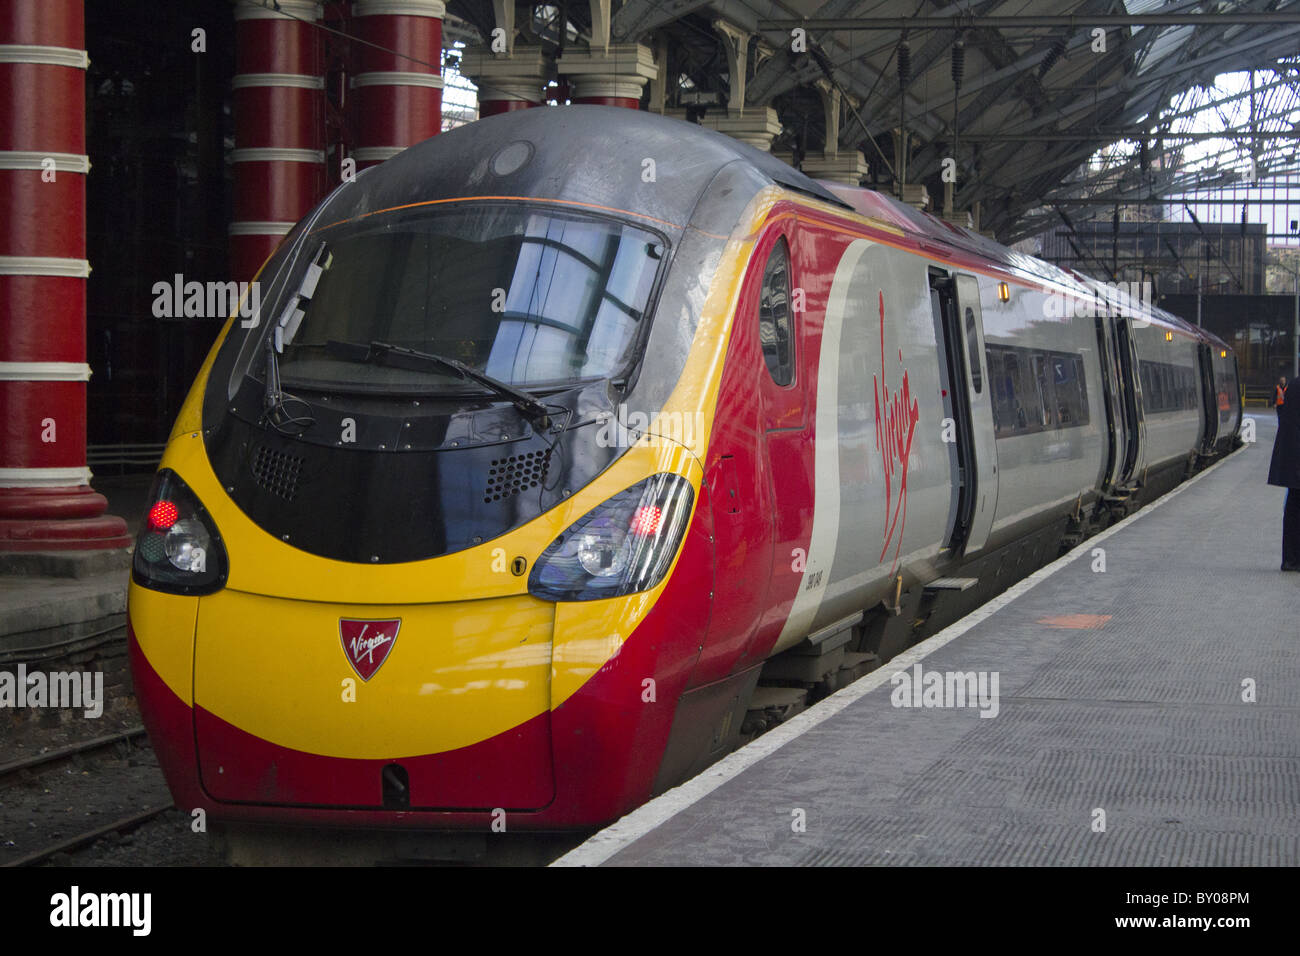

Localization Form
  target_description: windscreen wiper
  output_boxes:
[265,240,330,408]
[264,241,329,427]
[338,340,553,430]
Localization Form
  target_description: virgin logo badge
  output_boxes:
[339,619,401,681]
[873,290,921,578]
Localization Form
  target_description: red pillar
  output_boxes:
[230,0,326,283]
[0,0,128,551]
[352,0,443,170]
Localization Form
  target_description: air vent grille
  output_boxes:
[484,449,552,503]
[252,444,303,502]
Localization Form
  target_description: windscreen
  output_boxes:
[252,203,666,394]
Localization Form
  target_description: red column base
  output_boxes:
[0,486,131,551]
[571,96,639,109]
[479,99,538,117]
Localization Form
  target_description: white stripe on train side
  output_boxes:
[771,238,869,654]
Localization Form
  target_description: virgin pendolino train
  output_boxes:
[128,106,1241,852]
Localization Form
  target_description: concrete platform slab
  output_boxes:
[0,475,144,643]
[0,571,128,644]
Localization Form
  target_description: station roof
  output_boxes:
[448,1,1300,243]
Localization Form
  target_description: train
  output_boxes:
[127,105,1241,856]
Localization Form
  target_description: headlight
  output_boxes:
[132,469,228,595]
[528,473,694,601]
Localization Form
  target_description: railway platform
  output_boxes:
[556,414,1299,867]
[0,476,146,651]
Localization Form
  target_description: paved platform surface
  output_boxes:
[558,416,1300,866]
[0,571,127,643]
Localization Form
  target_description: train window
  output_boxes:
[989,345,1038,436]
[1033,354,1055,427]
[269,205,667,392]
[1002,349,1024,433]
[987,343,1089,436]
[986,348,1008,431]
[758,237,795,386]
[1009,349,1031,433]
[1219,359,1239,425]
[1050,354,1090,427]
[965,307,983,393]
[1050,356,1069,424]
[1138,359,1198,414]
[1075,356,1091,425]
[1147,364,1163,410]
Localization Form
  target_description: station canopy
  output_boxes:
[447,1,1300,242]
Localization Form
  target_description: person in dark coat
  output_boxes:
[1267,383,1300,570]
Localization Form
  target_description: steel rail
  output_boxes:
[0,726,147,784]
[2,804,173,868]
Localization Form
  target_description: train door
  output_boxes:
[930,270,992,557]
[953,274,998,553]
[1111,316,1145,484]
[1094,315,1123,491]
[1196,342,1219,453]
[703,225,814,679]
[1228,353,1243,438]
[756,231,812,632]
[698,232,789,681]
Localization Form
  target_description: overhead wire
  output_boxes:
[235,0,444,72]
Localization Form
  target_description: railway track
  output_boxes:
[0,726,173,868]
[0,726,149,785]
[2,804,173,868]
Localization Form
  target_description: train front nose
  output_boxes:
[190,590,556,811]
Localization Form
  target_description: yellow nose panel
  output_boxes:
[193,589,554,759]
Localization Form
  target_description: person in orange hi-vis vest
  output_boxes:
[1277,377,1288,421]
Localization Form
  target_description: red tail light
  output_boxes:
[148,500,179,530]
[629,505,663,536]
[133,470,228,596]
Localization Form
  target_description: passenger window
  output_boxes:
[986,347,1006,434]
[965,307,982,393]
[1073,356,1090,425]
[1050,354,1089,426]
[1050,357,1071,424]
[1033,354,1055,427]
[758,237,794,386]
[1006,351,1035,431]
[988,344,1089,436]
